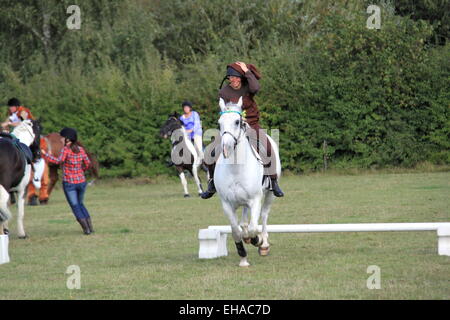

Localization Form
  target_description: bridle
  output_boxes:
[220,110,246,150]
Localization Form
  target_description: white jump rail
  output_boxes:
[198,222,450,259]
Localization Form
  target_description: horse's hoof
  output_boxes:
[184,194,190,198]
[239,259,250,267]
[18,234,28,239]
[258,246,270,256]
[3,228,9,235]
[243,237,251,244]
[28,196,38,206]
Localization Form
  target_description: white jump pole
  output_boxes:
[198,222,450,259]
[0,234,10,265]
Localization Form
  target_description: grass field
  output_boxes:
[1,171,449,299]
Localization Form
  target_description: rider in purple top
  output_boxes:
[179,101,204,160]
[179,109,202,140]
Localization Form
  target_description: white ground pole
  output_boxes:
[0,235,10,265]
[198,222,450,259]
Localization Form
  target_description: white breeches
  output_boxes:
[193,135,204,162]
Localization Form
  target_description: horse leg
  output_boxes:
[192,165,203,196]
[0,186,12,235]
[258,192,275,256]
[248,197,262,243]
[16,167,31,239]
[47,166,58,197]
[179,171,190,198]
[16,188,27,239]
[222,201,249,267]
[241,207,251,244]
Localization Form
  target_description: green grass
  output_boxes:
[1,171,449,299]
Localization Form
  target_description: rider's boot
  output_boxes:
[201,179,216,199]
[77,218,91,235]
[270,177,284,197]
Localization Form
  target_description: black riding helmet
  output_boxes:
[181,101,193,110]
[226,66,243,78]
[7,98,21,107]
[60,127,77,142]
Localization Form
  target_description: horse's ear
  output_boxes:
[173,111,180,118]
[237,96,243,109]
[219,98,226,112]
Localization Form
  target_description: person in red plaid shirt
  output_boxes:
[41,128,94,235]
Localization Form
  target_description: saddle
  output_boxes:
[0,132,34,164]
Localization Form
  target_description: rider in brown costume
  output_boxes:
[201,61,284,199]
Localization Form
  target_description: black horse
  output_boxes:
[0,119,41,237]
[160,113,208,197]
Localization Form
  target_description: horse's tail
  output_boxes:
[78,142,99,179]
[86,152,100,178]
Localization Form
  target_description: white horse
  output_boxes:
[215,97,281,267]
[0,120,38,238]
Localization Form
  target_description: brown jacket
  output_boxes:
[219,63,261,126]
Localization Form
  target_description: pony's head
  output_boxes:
[218,97,244,159]
[29,119,42,161]
[160,112,182,139]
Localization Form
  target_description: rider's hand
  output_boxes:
[236,61,249,73]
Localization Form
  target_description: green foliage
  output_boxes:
[0,0,448,177]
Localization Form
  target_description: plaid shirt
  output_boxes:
[44,146,91,184]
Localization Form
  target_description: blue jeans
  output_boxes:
[63,182,90,220]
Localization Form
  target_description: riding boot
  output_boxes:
[201,179,216,199]
[77,218,91,235]
[270,178,284,197]
[86,217,95,233]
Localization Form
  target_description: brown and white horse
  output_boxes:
[0,120,41,238]
[160,113,208,197]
